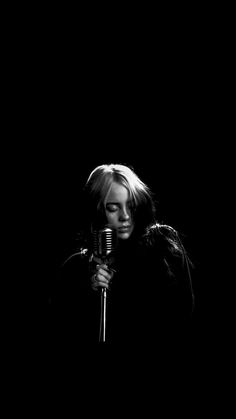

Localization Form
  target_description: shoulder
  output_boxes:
[141,223,195,310]
[141,222,182,254]
[149,222,177,238]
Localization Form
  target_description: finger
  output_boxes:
[96,273,109,285]
[96,281,109,290]
[91,276,109,291]
[98,264,116,277]
[97,269,111,280]
[93,256,103,264]
[96,264,108,271]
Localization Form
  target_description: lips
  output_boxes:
[119,225,131,231]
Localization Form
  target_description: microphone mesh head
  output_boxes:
[93,227,117,258]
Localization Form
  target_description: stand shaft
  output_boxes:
[99,288,107,342]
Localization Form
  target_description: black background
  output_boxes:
[23,129,215,349]
[7,13,228,361]
[3,7,234,410]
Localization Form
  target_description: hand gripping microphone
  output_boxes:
[92,226,117,343]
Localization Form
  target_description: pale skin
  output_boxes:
[91,182,134,291]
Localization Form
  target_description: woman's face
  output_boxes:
[104,182,134,240]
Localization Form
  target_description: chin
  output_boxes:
[117,231,132,240]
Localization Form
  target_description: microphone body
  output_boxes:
[92,226,117,262]
[92,227,117,343]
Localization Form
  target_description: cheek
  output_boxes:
[105,212,118,225]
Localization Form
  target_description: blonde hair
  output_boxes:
[83,163,156,232]
[86,164,151,208]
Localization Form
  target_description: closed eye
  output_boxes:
[106,204,119,212]
[106,201,134,213]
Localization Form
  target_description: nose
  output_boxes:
[119,206,130,221]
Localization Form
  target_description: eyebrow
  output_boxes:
[106,200,132,205]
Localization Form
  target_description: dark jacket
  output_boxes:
[51,224,194,350]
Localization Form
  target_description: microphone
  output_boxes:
[92,226,117,262]
[92,226,117,343]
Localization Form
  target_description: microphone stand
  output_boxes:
[99,287,107,343]
[99,254,111,343]
[92,227,117,343]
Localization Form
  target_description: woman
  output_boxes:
[54,163,195,347]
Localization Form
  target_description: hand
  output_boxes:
[91,260,115,292]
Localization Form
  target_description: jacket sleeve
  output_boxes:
[148,224,195,322]
[51,251,101,345]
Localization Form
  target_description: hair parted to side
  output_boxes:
[83,163,157,234]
